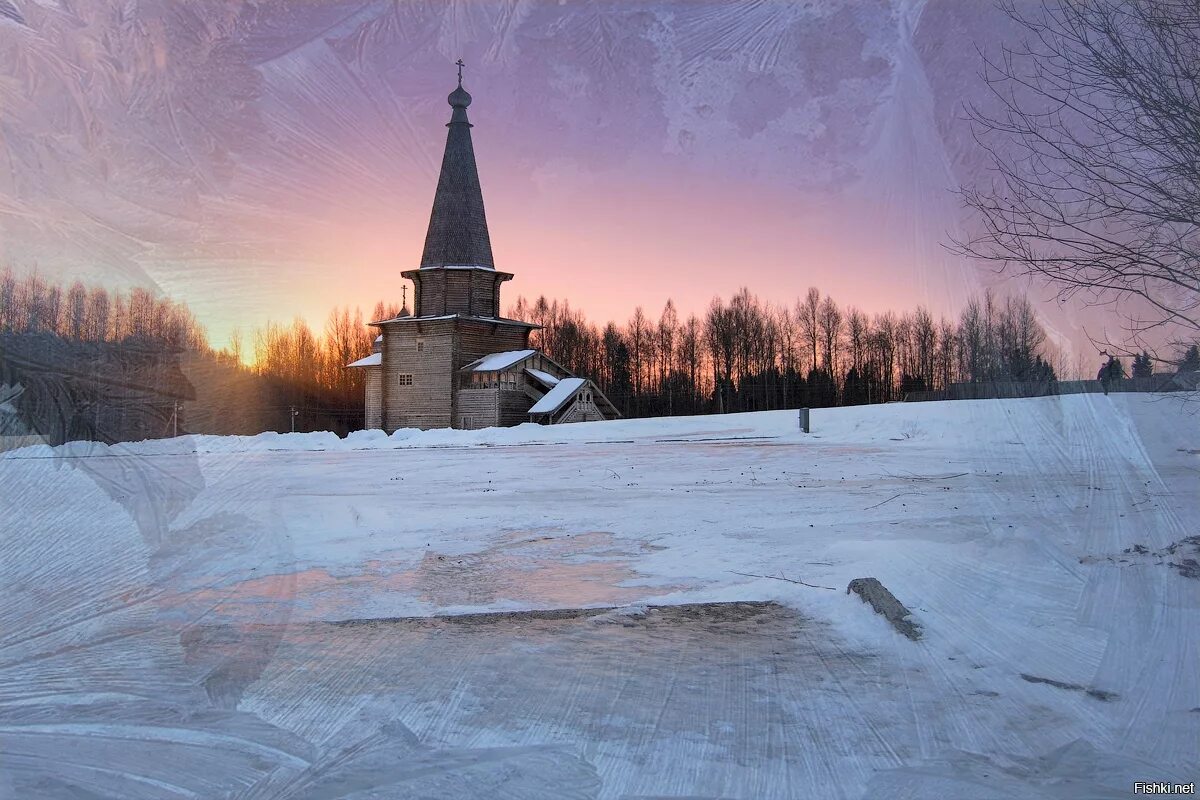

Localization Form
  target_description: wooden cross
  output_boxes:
[456,59,465,86]
[402,286,408,309]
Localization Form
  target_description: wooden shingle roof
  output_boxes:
[419,78,494,270]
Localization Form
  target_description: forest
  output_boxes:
[0,268,371,442]
[508,288,1061,416]
[0,266,1110,443]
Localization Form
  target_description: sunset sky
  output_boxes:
[0,0,1122,360]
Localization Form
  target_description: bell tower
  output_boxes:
[403,61,513,319]
[357,62,617,431]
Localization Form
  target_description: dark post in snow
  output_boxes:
[799,407,810,433]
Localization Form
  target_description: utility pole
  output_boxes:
[290,405,298,433]
[171,401,179,438]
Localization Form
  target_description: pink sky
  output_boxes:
[279,158,969,333]
[0,1,1130,363]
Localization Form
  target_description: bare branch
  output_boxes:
[951,0,1200,340]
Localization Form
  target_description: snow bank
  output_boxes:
[4,392,1198,797]
[3,394,1106,460]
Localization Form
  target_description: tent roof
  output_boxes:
[419,78,494,269]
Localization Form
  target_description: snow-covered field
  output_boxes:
[3,395,1198,798]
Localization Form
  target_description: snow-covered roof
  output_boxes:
[462,349,536,372]
[374,335,383,342]
[525,368,560,388]
[346,353,382,368]
[528,378,587,415]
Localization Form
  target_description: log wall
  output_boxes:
[382,320,454,430]
[455,389,499,428]
[365,367,382,429]
[404,268,511,318]
[377,317,535,430]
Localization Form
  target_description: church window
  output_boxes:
[398,374,413,386]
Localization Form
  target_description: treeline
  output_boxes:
[510,288,1060,417]
[184,302,407,435]
[0,268,396,410]
[0,270,387,441]
[226,300,401,405]
[0,268,1089,441]
[0,269,209,444]
[0,268,208,350]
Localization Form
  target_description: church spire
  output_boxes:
[419,60,494,269]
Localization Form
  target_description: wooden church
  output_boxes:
[348,68,618,431]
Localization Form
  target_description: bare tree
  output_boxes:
[85,287,110,342]
[958,295,985,383]
[912,306,937,389]
[65,281,87,340]
[0,267,14,331]
[871,312,898,401]
[936,317,958,389]
[226,328,245,365]
[955,0,1200,343]
[777,306,799,407]
[705,298,735,413]
[509,295,529,323]
[627,306,651,412]
[797,287,821,372]
[657,300,678,412]
[323,306,361,391]
[600,322,631,409]
[678,313,703,412]
[846,307,868,371]
[818,294,843,377]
